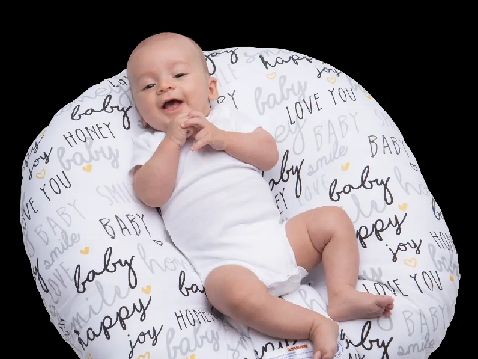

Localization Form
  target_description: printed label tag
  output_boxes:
[262,343,313,359]
[262,342,343,359]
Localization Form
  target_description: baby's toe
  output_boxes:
[322,349,337,359]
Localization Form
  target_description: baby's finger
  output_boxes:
[188,127,201,138]
[174,112,189,124]
[182,116,207,129]
[191,137,208,151]
[324,348,336,359]
[181,121,199,129]
[188,110,206,119]
[194,128,208,141]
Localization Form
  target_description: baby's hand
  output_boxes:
[165,113,195,148]
[182,111,227,151]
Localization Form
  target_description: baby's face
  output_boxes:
[127,35,218,132]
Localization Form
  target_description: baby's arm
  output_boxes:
[183,110,279,171]
[133,137,180,207]
[223,128,279,171]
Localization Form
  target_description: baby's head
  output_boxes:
[127,32,218,131]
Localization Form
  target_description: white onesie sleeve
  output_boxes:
[130,131,166,171]
[227,106,275,136]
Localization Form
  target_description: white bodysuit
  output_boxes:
[131,103,307,297]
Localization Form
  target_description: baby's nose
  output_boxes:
[158,79,174,93]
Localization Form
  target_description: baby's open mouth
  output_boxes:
[162,99,183,111]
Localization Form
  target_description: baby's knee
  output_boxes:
[319,206,352,226]
[309,206,352,224]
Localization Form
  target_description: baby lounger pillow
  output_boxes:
[20,46,459,358]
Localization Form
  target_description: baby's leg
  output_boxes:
[205,265,339,359]
[286,206,394,322]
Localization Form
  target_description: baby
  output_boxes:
[127,32,394,359]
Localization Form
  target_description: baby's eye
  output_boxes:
[174,73,186,78]
[143,84,155,90]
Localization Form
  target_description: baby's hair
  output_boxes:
[145,32,209,76]
[183,35,210,76]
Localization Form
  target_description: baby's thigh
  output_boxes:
[204,265,268,314]
[286,206,350,271]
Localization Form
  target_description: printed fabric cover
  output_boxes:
[19,46,459,359]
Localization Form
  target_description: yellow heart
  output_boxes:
[138,353,150,359]
[365,94,372,99]
[266,72,276,79]
[450,274,454,282]
[83,164,92,172]
[187,355,196,359]
[326,77,337,84]
[142,285,151,295]
[341,162,350,171]
[36,168,46,179]
[80,247,89,255]
[404,258,417,268]
[398,203,408,211]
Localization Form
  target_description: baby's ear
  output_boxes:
[208,77,219,102]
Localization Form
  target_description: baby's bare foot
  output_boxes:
[310,316,339,359]
[327,285,394,322]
